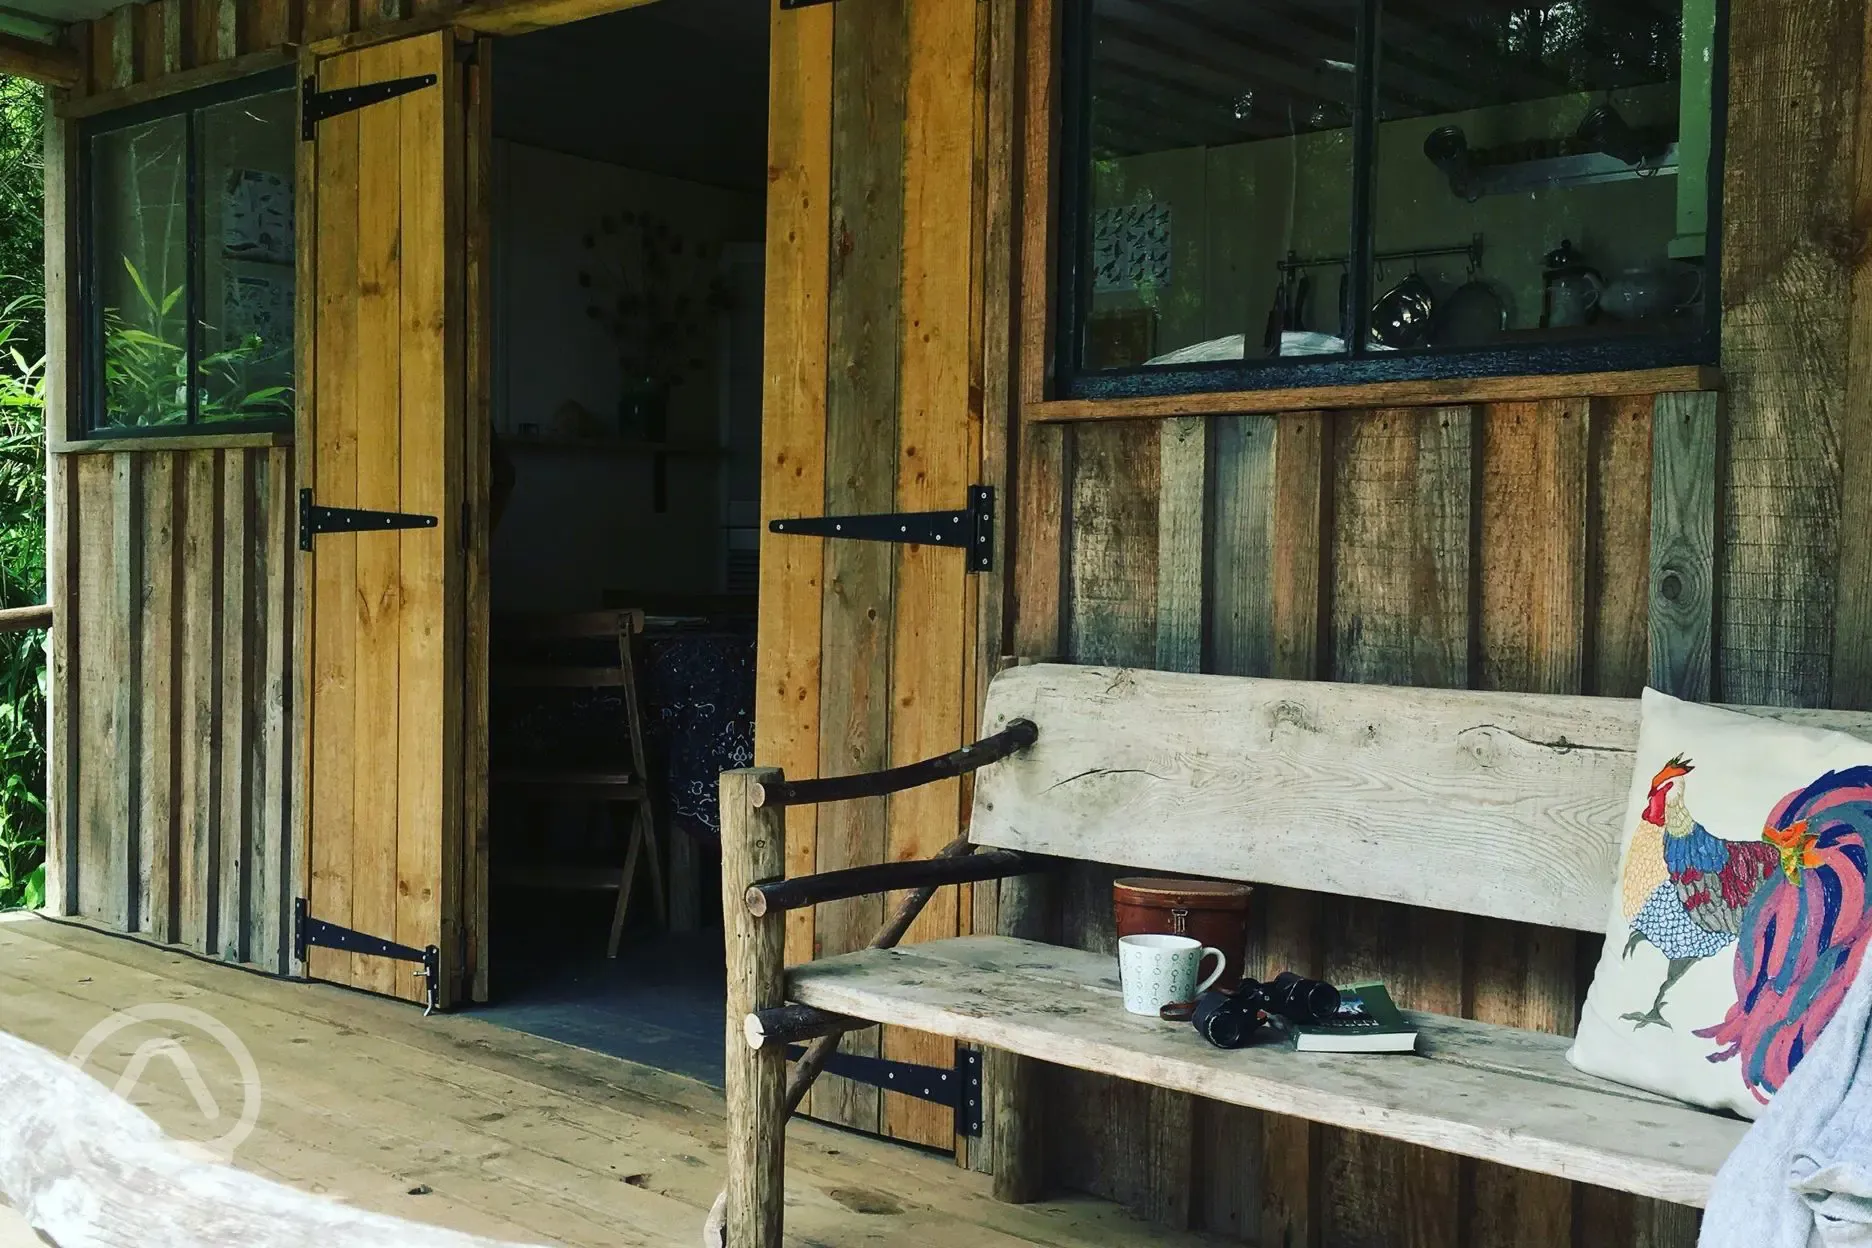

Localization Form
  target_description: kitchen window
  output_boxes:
[1057,0,1724,400]
[80,70,297,436]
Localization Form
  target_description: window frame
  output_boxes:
[1052,0,1730,405]
[76,66,298,441]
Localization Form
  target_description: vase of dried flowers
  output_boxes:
[578,210,729,441]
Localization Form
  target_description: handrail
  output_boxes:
[744,848,1038,918]
[752,718,1038,808]
[0,605,51,633]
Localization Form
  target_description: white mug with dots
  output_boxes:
[1118,933,1227,1017]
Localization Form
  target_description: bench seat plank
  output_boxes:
[785,936,1745,1207]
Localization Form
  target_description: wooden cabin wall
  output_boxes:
[993,0,1872,1246]
[50,446,297,970]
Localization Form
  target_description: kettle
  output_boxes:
[1541,239,1603,329]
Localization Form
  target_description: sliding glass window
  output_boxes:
[1059,0,1723,399]
[82,69,296,435]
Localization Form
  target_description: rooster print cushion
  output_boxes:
[1568,688,1872,1119]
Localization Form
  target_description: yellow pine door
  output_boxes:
[300,31,469,1008]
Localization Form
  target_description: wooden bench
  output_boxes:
[714,663,1872,1246]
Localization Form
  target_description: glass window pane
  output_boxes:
[1082,0,1359,371]
[198,87,296,423]
[91,116,188,429]
[1369,0,1708,350]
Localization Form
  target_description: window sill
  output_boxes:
[1027,364,1721,423]
[51,431,293,455]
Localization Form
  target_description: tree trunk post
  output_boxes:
[720,767,787,1247]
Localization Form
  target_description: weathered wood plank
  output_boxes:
[1068,422,1159,665]
[806,0,909,1133]
[217,452,253,963]
[243,0,296,53]
[462,39,494,1001]
[73,456,131,928]
[349,36,405,999]
[308,49,362,986]
[1588,395,1654,699]
[251,450,292,972]
[0,32,81,88]
[1154,417,1207,674]
[136,456,177,943]
[176,451,221,954]
[1716,0,1857,710]
[302,0,356,42]
[1208,415,1273,679]
[1029,368,1720,423]
[884,0,981,1149]
[394,30,461,1006]
[1469,398,1589,1248]
[787,938,1743,1208]
[187,0,237,67]
[1649,393,1719,702]
[135,1,184,83]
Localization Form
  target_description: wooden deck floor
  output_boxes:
[0,914,1221,1247]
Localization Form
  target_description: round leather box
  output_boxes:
[1113,877,1254,991]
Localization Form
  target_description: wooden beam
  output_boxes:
[453,0,659,35]
[56,48,297,120]
[1028,366,1722,422]
[0,32,80,87]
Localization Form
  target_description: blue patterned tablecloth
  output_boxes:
[639,627,755,840]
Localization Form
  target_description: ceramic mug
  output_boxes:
[1118,933,1227,1017]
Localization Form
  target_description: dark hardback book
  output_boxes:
[1286,982,1418,1053]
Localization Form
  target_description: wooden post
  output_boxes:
[720,767,787,1248]
[988,869,1050,1203]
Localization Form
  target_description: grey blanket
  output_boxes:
[1701,949,1872,1247]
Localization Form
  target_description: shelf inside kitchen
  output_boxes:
[501,434,728,457]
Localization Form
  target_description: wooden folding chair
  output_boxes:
[492,609,665,957]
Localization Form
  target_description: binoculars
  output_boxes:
[1163,971,1341,1050]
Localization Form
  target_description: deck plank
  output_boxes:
[0,916,1221,1248]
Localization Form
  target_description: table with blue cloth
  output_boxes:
[637,624,756,843]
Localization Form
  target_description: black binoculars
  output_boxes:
[1163,971,1341,1050]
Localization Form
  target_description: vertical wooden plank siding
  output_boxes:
[44,111,77,918]
[1588,396,1655,698]
[1208,415,1273,678]
[884,0,982,1148]
[1467,399,1589,1248]
[138,457,178,942]
[350,37,406,999]
[73,455,132,927]
[462,38,496,1002]
[309,47,363,987]
[1649,394,1719,701]
[217,454,253,961]
[253,450,293,972]
[757,0,833,991]
[1715,0,1859,709]
[176,451,221,954]
[1154,417,1207,673]
[808,0,910,1135]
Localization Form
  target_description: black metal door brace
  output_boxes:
[302,73,438,141]
[299,489,437,552]
[769,485,994,572]
[294,899,441,1014]
[784,1043,983,1137]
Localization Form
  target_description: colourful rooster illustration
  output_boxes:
[1695,767,1872,1103]
[1618,756,1779,1028]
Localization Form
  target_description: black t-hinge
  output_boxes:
[785,1042,983,1137]
[300,489,438,552]
[302,72,438,141]
[770,485,994,572]
[294,898,441,1014]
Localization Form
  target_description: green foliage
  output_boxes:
[102,258,290,427]
[0,74,44,910]
[0,298,45,912]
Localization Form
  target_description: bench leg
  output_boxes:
[721,768,787,1248]
[989,1049,1045,1203]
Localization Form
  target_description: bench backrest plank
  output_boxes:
[971,664,1872,932]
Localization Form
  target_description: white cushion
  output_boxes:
[1568,689,1872,1118]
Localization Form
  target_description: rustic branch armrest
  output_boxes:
[753,718,1038,807]
[744,849,1041,917]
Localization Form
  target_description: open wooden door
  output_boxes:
[298,31,471,1009]
[758,0,996,1153]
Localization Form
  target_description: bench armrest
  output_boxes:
[744,849,1042,917]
